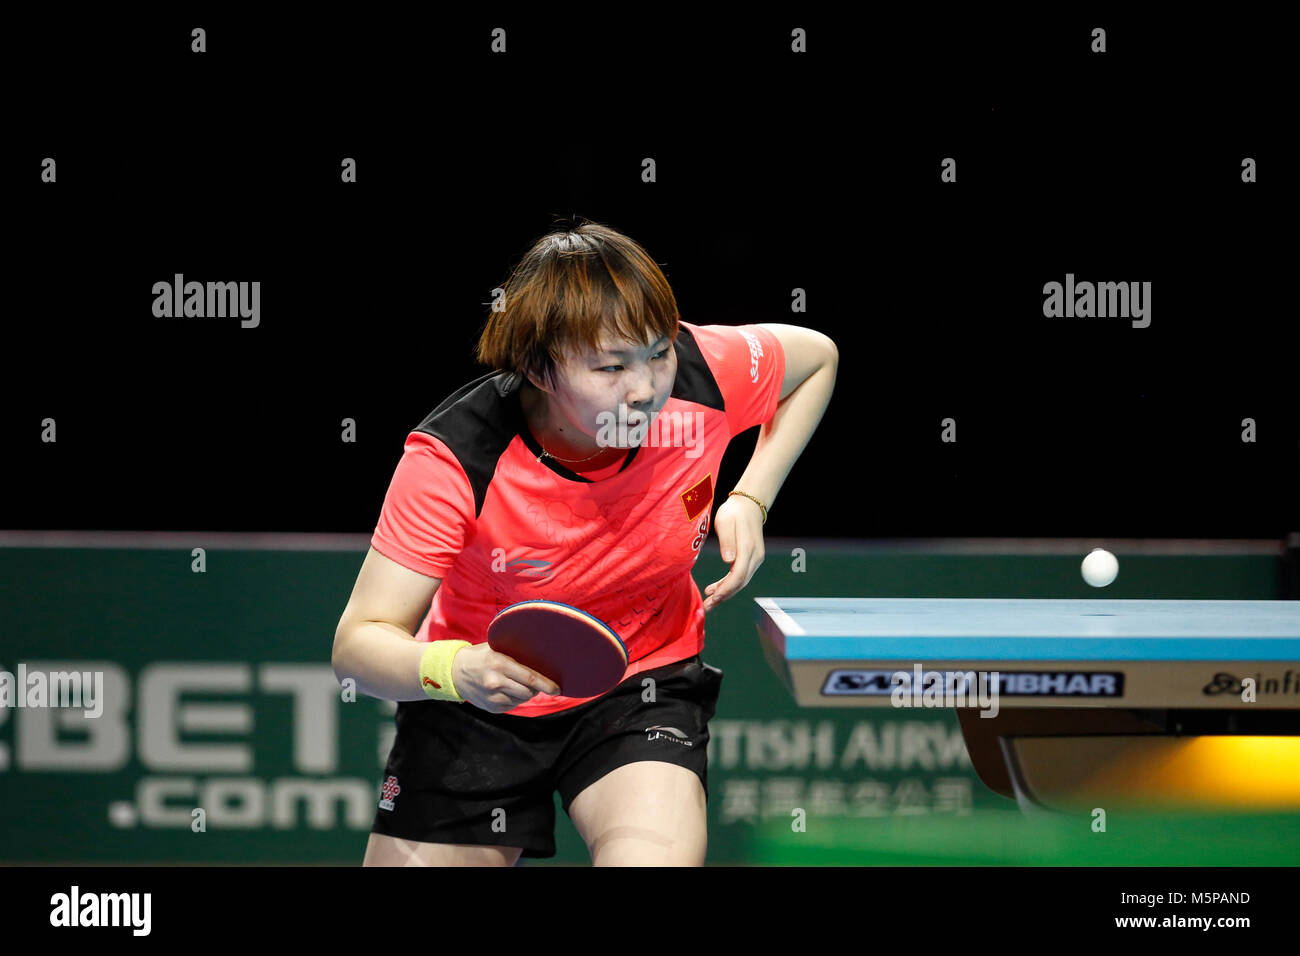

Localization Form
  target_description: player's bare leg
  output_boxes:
[362,833,522,867]
[567,760,707,866]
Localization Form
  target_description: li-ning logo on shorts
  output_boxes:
[378,775,401,811]
[645,725,693,747]
[738,329,763,383]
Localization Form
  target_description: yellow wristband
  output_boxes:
[419,640,471,702]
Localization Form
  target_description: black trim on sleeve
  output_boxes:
[669,324,726,412]
[410,324,729,512]
[411,371,521,516]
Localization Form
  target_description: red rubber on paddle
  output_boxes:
[487,600,628,698]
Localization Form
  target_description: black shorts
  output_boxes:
[370,653,723,859]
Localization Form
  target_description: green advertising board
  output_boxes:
[0,541,1282,864]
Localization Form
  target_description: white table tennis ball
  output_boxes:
[1082,548,1119,587]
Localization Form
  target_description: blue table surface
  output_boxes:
[754,598,1300,661]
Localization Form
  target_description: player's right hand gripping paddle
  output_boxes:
[487,600,628,698]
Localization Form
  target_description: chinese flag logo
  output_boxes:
[681,474,713,521]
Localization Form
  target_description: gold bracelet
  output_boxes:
[419,640,471,702]
[727,490,767,525]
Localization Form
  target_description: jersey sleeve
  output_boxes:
[369,431,474,579]
[689,323,786,437]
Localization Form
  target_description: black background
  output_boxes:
[5,10,1295,539]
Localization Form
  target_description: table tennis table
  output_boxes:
[755,597,1300,812]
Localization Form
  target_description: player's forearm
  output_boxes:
[332,620,434,702]
[733,353,837,511]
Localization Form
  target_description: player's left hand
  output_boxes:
[703,494,765,613]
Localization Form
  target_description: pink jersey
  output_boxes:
[370,321,785,716]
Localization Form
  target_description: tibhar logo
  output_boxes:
[0,664,104,718]
[49,886,151,936]
[645,725,693,746]
[1042,273,1151,328]
[594,405,706,459]
[821,668,1000,717]
[738,329,764,383]
[152,274,260,328]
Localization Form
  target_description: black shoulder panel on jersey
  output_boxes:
[412,371,522,518]
[670,324,726,411]
[409,325,724,515]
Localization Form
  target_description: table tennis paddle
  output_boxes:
[486,599,628,698]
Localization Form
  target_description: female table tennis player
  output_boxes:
[332,220,837,865]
